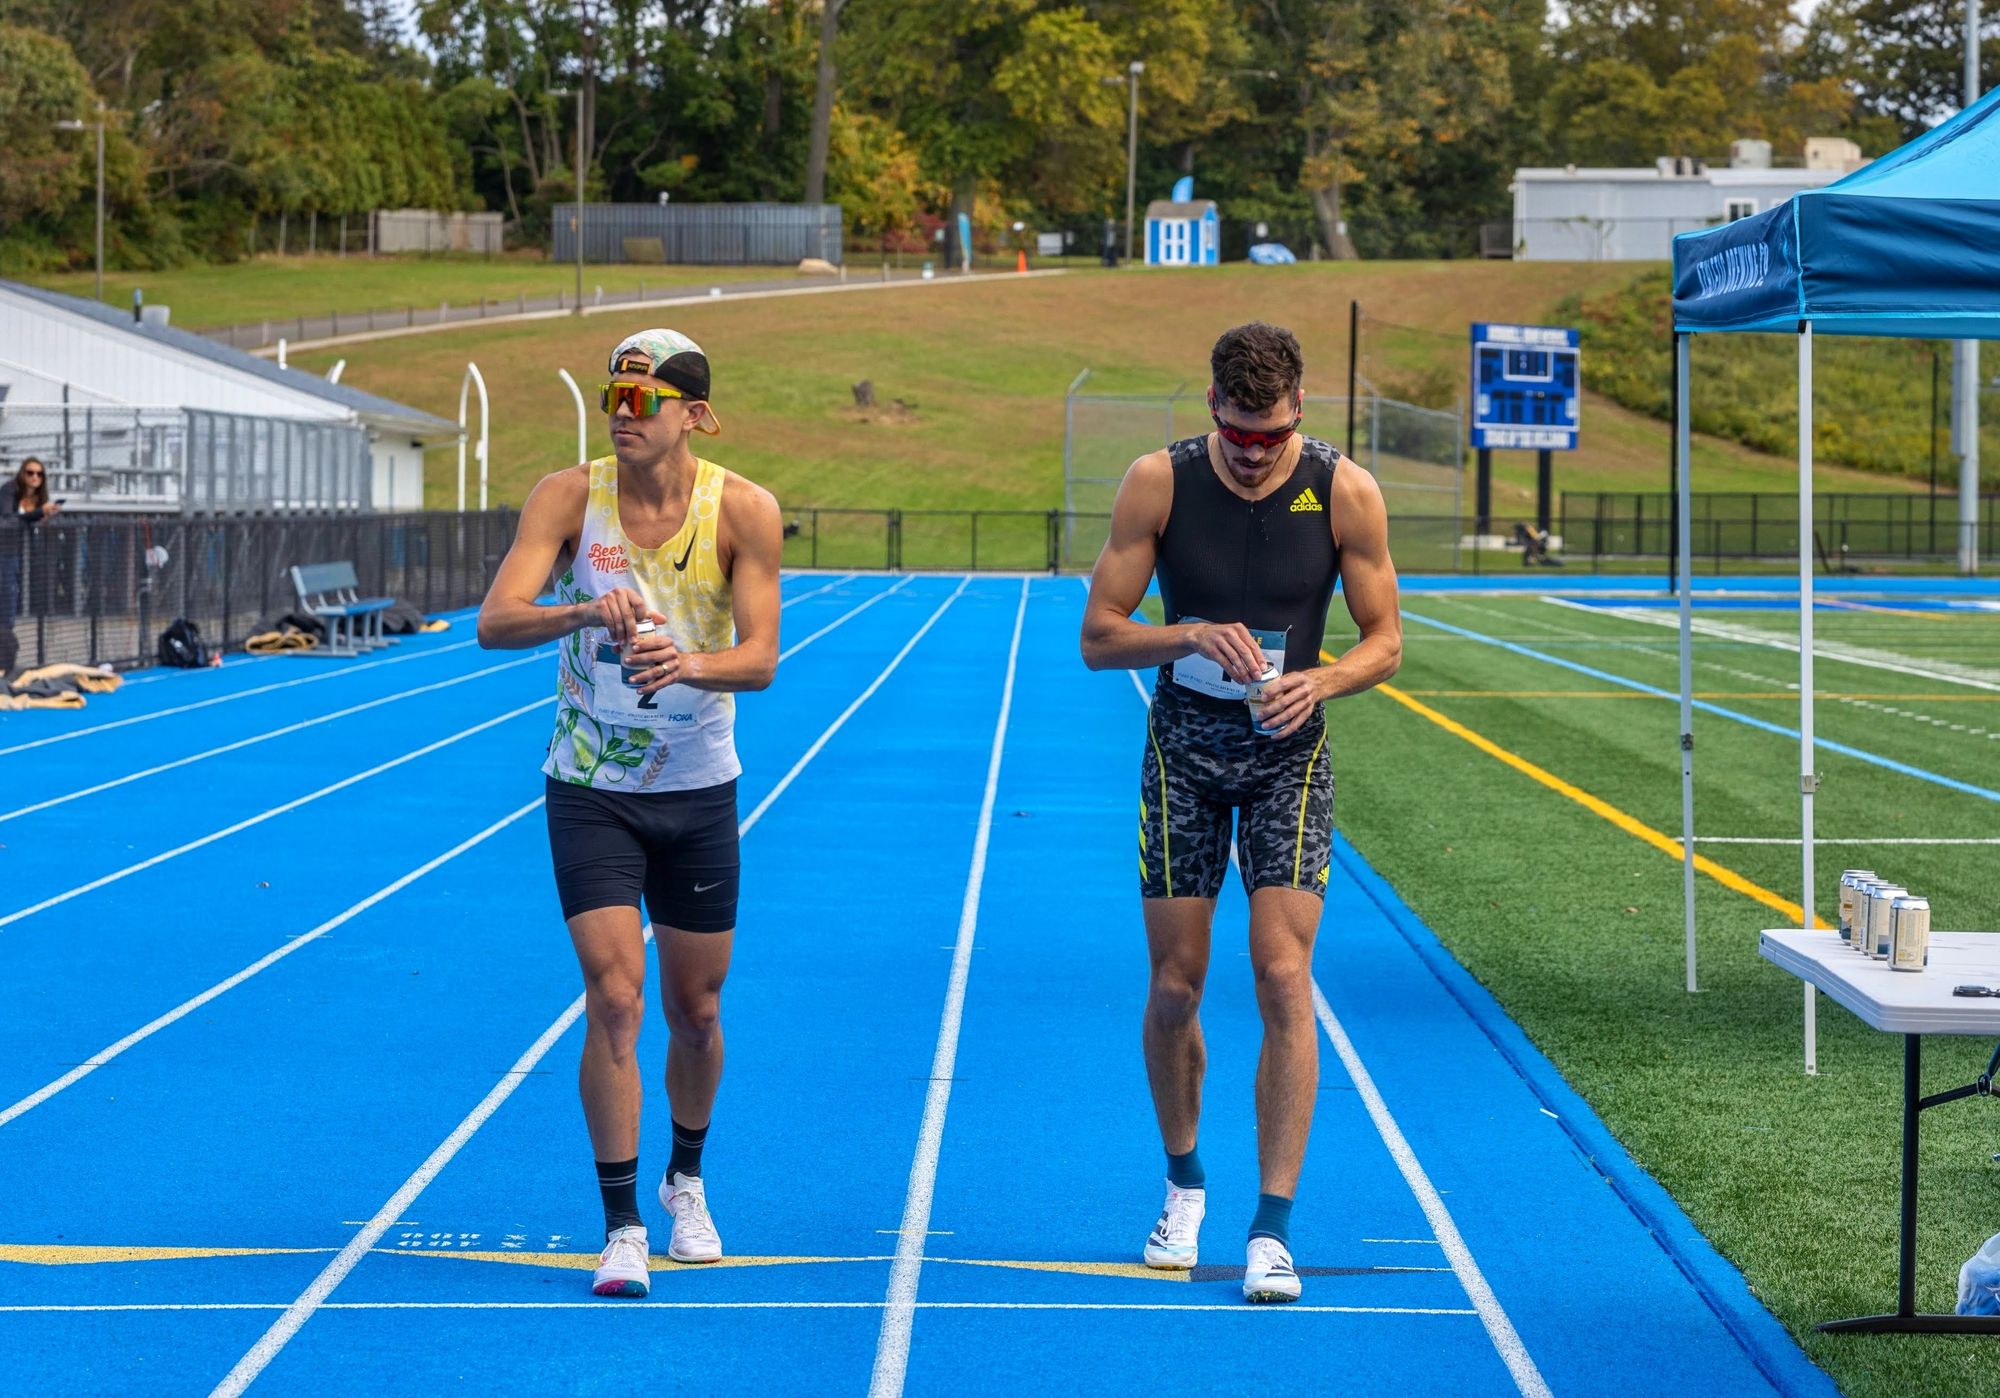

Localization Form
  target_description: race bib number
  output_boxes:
[592,642,702,728]
[1171,620,1288,700]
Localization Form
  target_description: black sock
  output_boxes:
[597,1157,641,1237]
[668,1119,708,1181]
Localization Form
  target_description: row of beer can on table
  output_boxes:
[1836,869,1931,971]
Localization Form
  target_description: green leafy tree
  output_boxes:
[0,24,96,226]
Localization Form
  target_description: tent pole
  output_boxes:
[1799,320,1818,1077]
[1674,333,1697,993]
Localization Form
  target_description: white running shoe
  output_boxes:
[1142,1182,1205,1269]
[1243,1236,1302,1304]
[659,1171,723,1263]
[592,1225,651,1297]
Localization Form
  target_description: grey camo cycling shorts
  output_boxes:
[1137,680,1334,901]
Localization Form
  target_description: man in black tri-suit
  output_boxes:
[1080,322,1403,1303]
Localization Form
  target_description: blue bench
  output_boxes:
[290,561,394,657]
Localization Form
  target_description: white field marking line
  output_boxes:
[0,639,484,758]
[0,652,550,826]
[1695,836,2000,846]
[1310,982,1551,1398]
[1509,597,1995,738]
[0,697,551,933]
[738,578,970,834]
[779,576,915,662]
[0,799,546,1129]
[5,1301,1479,1316]
[209,585,962,1398]
[1543,596,2000,693]
[780,572,858,609]
[868,576,1030,1398]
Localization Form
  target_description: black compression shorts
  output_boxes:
[1137,680,1334,901]
[544,776,740,933]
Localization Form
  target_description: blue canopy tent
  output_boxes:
[1669,87,2000,1072]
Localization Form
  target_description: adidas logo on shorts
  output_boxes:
[1290,487,1323,513]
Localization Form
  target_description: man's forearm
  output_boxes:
[682,644,777,693]
[1317,633,1402,699]
[478,599,588,650]
[1082,615,1198,672]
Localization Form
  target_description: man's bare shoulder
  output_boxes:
[1329,452,1386,511]
[718,468,780,523]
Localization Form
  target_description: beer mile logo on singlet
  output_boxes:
[588,541,629,573]
[1290,486,1324,514]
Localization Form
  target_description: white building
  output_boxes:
[0,279,458,512]
[1510,141,1865,261]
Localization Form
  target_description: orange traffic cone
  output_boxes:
[1016,249,1028,273]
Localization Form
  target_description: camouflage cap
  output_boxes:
[608,328,719,435]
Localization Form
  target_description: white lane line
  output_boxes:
[208,981,595,1396]
[0,653,549,826]
[6,1300,1479,1316]
[0,639,484,758]
[1118,667,1547,1394]
[1542,596,2000,693]
[1310,983,1551,1398]
[868,576,1030,1398]
[739,578,970,834]
[3,584,907,1108]
[779,577,914,662]
[0,800,547,1129]
[208,584,966,1398]
[780,573,858,609]
[0,697,552,933]
[1694,836,2000,846]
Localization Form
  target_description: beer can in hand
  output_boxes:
[1889,897,1931,972]
[1245,662,1283,738]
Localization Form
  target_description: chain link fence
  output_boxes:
[3,509,516,673]
[1060,375,1464,570]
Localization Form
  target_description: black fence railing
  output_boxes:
[3,509,517,673]
[1560,491,2000,564]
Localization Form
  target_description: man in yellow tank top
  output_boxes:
[478,329,782,1299]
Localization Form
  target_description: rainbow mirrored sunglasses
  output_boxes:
[599,381,691,417]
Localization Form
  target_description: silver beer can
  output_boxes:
[1849,877,1887,951]
[1890,897,1931,972]
[1838,869,1877,942]
[1245,661,1283,738]
[1865,885,1907,959]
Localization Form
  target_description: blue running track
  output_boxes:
[0,573,1837,1396]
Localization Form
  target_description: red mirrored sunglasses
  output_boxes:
[1208,388,1303,449]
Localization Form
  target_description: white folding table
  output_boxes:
[1761,928,2000,1334]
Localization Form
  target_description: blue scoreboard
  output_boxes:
[1469,323,1580,451]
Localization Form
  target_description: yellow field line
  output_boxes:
[1337,654,1820,926]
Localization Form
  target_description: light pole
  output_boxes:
[55,102,106,302]
[1102,62,1144,265]
[553,87,584,313]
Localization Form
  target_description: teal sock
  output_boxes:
[1248,1193,1293,1247]
[1166,1146,1204,1190]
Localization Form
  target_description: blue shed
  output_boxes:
[1144,199,1219,266]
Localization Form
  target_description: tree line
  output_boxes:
[1,0,1994,273]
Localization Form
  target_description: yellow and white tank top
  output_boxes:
[543,455,740,793]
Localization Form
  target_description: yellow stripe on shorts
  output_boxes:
[1293,726,1328,887]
